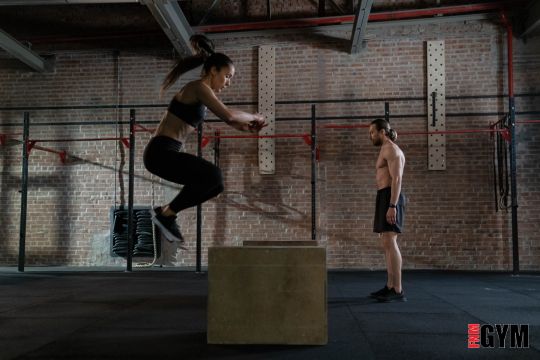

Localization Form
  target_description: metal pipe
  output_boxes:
[491,127,499,212]
[196,124,203,273]
[2,93,540,112]
[30,137,126,142]
[18,112,30,272]
[510,96,518,275]
[1,111,539,130]
[126,109,135,272]
[385,101,390,123]
[501,12,519,274]
[517,120,540,124]
[399,128,508,136]
[203,133,307,139]
[214,130,220,167]
[311,104,317,241]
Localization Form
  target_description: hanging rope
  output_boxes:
[494,114,511,211]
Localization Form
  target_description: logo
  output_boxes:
[468,323,529,349]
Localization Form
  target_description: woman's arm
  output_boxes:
[196,82,266,132]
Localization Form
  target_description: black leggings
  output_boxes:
[143,136,224,213]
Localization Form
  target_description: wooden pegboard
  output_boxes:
[427,40,446,171]
[258,46,275,175]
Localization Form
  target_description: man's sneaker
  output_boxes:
[370,285,391,298]
[150,207,184,243]
[376,288,407,302]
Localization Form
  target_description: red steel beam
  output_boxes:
[500,12,514,98]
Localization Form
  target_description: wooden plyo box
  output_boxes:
[207,246,327,345]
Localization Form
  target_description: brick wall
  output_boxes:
[0,20,538,270]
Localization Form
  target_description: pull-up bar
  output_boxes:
[193,105,319,272]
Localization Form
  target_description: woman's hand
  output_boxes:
[247,113,267,132]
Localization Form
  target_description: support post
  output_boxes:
[510,96,518,274]
[311,105,317,241]
[505,20,519,274]
[500,11,519,274]
[196,124,203,273]
[214,130,220,167]
[18,112,30,272]
[126,109,135,272]
[267,0,272,20]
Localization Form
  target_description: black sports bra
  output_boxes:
[167,97,206,128]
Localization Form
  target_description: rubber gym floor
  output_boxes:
[0,269,538,360]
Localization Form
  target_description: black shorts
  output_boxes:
[373,187,406,234]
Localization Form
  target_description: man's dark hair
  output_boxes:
[371,118,397,141]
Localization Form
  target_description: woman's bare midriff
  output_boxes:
[154,111,195,144]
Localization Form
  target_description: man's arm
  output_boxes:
[386,147,404,205]
[385,146,405,224]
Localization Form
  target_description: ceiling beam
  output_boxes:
[206,13,491,41]
[318,0,326,17]
[350,0,372,54]
[327,0,346,15]
[0,29,52,72]
[197,3,505,33]
[142,0,193,55]
[0,0,139,4]
[521,0,540,38]
[198,0,221,26]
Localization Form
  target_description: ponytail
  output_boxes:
[190,34,214,57]
[371,118,398,142]
[160,34,216,95]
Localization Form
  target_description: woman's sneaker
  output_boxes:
[150,207,184,243]
[370,286,391,298]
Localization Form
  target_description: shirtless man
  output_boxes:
[368,118,406,302]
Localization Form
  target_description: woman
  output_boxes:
[144,35,266,243]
